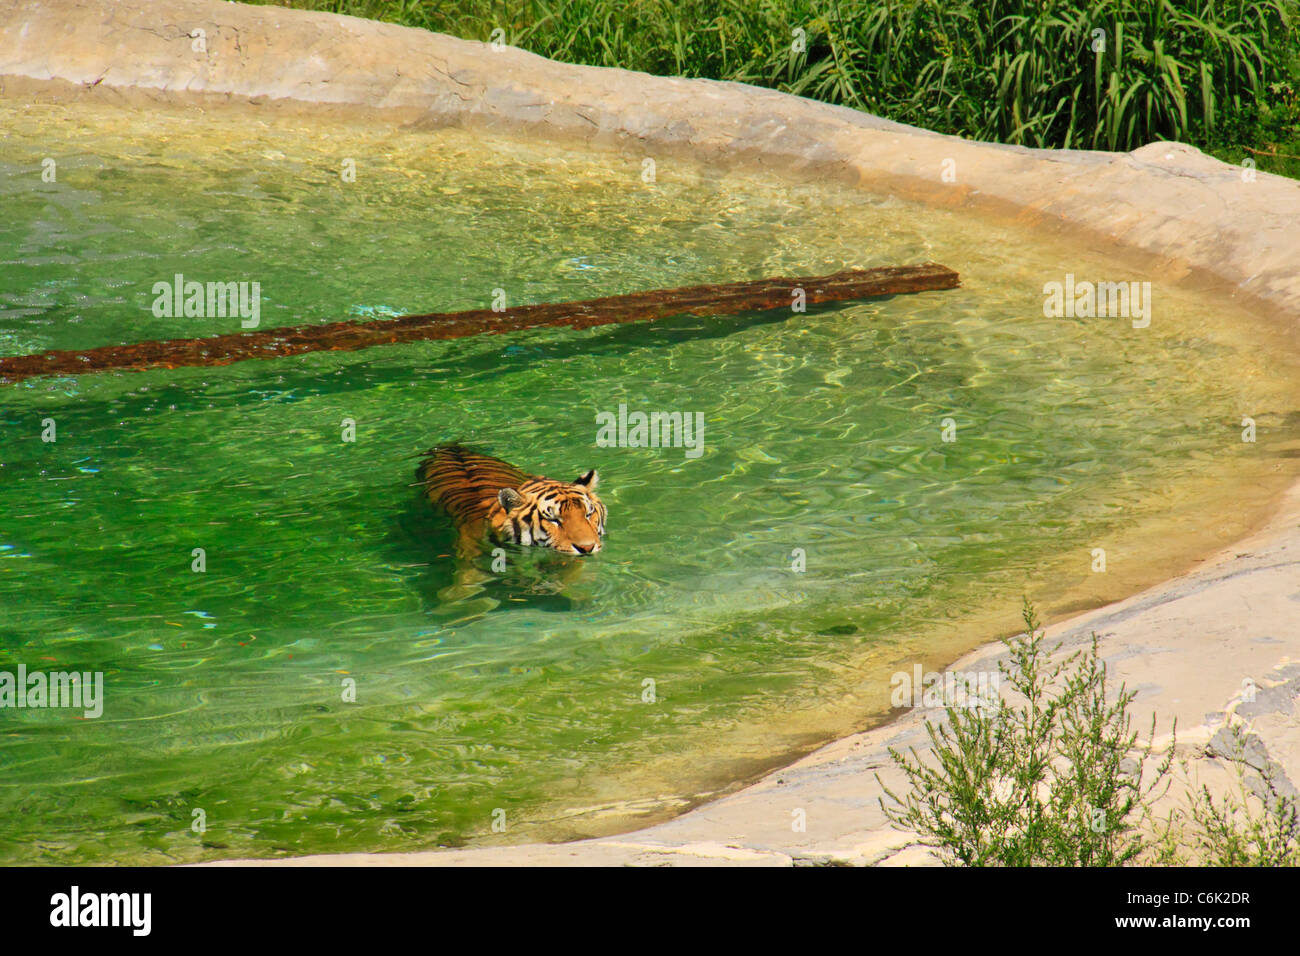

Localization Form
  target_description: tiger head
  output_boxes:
[490,470,607,555]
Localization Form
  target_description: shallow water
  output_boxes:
[0,99,1297,863]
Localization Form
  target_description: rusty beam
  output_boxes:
[0,263,959,385]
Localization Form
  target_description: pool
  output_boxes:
[1,98,1297,864]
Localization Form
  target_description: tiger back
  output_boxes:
[416,444,607,556]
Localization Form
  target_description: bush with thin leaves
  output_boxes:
[877,599,1174,866]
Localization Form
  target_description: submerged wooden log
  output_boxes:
[0,263,958,385]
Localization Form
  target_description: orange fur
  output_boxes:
[417,444,606,556]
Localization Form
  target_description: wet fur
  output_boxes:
[416,444,606,557]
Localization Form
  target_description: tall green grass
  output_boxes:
[262,0,1300,173]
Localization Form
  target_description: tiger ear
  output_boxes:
[498,488,525,511]
[574,469,598,491]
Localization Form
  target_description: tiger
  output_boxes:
[416,444,607,557]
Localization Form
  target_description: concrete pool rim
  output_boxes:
[3,0,1299,866]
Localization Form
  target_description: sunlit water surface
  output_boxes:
[1,99,1297,863]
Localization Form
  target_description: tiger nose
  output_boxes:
[573,542,598,554]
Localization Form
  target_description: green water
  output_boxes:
[1,100,1297,864]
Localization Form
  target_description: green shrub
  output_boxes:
[877,600,1174,866]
